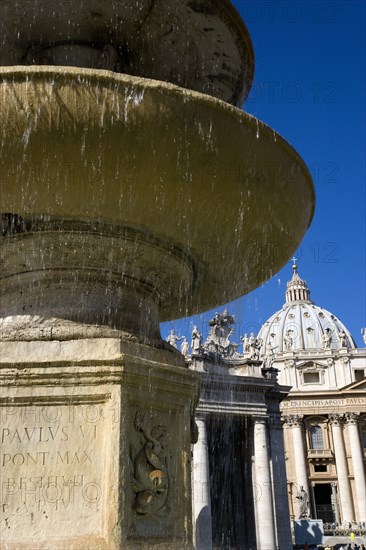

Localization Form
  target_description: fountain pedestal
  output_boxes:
[0,214,200,549]
[0,339,199,550]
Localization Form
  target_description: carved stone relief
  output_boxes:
[345,412,359,425]
[328,413,343,426]
[131,411,170,518]
[282,414,304,427]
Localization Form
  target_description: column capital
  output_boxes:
[345,412,359,425]
[253,415,268,425]
[328,413,344,426]
[282,414,304,427]
[195,411,208,422]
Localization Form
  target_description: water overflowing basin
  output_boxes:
[0,66,315,323]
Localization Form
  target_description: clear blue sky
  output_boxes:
[161,0,366,347]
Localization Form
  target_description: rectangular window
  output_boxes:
[310,426,324,449]
[314,464,327,473]
[354,369,365,381]
[304,372,320,384]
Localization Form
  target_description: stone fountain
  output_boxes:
[0,1,315,548]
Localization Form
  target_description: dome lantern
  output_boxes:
[285,258,311,304]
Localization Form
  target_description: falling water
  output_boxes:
[0,1,314,549]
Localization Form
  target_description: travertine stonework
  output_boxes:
[0,339,200,549]
[0,0,254,106]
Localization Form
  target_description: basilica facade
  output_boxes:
[257,264,366,531]
[176,263,365,549]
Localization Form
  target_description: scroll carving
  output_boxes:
[131,411,169,518]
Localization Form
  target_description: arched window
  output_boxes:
[310,425,324,449]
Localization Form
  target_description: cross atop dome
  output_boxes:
[285,260,311,303]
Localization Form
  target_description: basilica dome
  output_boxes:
[257,262,356,353]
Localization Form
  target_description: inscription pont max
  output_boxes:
[0,400,111,540]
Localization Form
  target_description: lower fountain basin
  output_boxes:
[0,66,315,323]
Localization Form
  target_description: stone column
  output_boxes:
[253,417,277,550]
[329,414,354,522]
[345,413,366,522]
[192,415,213,550]
[287,415,310,511]
[270,416,292,549]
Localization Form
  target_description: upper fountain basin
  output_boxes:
[0,0,254,106]
[0,66,315,321]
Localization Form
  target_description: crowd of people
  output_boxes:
[293,544,366,550]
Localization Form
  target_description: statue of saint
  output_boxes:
[263,340,275,368]
[284,330,293,352]
[249,334,262,360]
[166,329,183,349]
[180,338,190,357]
[338,329,347,348]
[242,333,249,354]
[248,332,256,348]
[191,326,202,353]
[296,486,310,518]
[322,328,332,349]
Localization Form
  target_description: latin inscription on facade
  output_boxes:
[281,396,366,414]
[0,397,112,541]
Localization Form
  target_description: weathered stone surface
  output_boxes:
[0,218,196,341]
[0,339,200,549]
[0,0,254,106]
[1,392,114,548]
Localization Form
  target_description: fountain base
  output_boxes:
[0,216,197,342]
[0,214,200,548]
[0,337,199,549]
